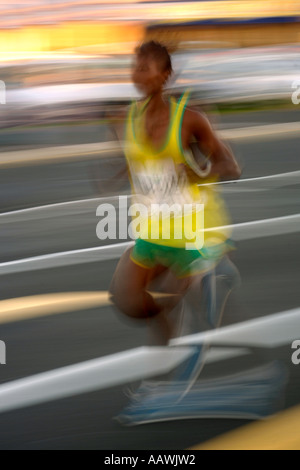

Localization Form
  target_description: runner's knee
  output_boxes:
[110,290,161,320]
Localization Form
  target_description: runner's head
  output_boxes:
[132,41,173,97]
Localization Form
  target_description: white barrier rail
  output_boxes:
[0,170,299,221]
[0,307,298,414]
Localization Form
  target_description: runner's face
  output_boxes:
[132,55,168,96]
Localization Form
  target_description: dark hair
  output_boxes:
[135,40,173,75]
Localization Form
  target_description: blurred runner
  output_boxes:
[110,40,240,341]
[108,41,241,423]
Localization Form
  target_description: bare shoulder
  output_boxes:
[183,107,210,129]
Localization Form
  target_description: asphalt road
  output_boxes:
[0,109,299,449]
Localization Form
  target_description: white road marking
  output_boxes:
[0,347,194,414]
[0,122,299,168]
[171,307,300,349]
[208,170,300,193]
[1,169,299,220]
[0,241,133,275]
[0,213,299,275]
[0,141,121,168]
[221,121,300,141]
[0,196,122,220]
[0,307,298,414]
[221,213,300,242]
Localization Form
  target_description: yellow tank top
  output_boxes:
[124,91,231,249]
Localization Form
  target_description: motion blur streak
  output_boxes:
[0,308,297,414]
[0,214,299,275]
[0,347,194,414]
[0,292,110,325]
[0,122,300,168]
[0,291,174,325]
[171,307,300,349]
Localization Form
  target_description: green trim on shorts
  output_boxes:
[131,238,234,278]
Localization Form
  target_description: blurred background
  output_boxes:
[0,0,299,450]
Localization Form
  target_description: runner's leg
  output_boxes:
[109,247,162,320]
[109,247,195,343]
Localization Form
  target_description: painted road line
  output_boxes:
[2,291,296,350]
[0,347,194,414]
[216,170,300,193]
[190,405,300,450]
[0,213,299,275]
[0,141,122,168]
[221,121,300,141]
[1,169,299,219]
[0,306,297,413]
[1,291,299,351]
[0,292,110,325]
[0,241,133,275]
[222,213,300,242]
[0,122,299,168]
[0,195,123,221]
[0,291,175,325]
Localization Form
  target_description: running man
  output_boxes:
[109,41,241,346]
